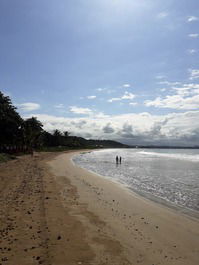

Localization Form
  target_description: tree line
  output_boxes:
[0,91,79,153]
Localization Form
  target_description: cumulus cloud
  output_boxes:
[129,102,138,106]
[187,16,199,22]
[71,120,87,129]
[108,97,121,103]
[145,81,199,110]
[188,33,199,38]
[108,91,136,102]
[103,123,115,134]
[121,91,135,100]
[157,82,199,96]
[119,123,134,138]
[123,84,131,88]
[96,88,105,92]
[189,69,199,80]
[87,95,96,99]
[28,110,199,146]
[172,83,199,96]
[19,102,40,112]
[69,106,93,115]
[68,106,109,119]
[145,94,199,110]
[188,49,197,54]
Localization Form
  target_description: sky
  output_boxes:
[0,0,199,146]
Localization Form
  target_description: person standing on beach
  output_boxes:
[119,156,122,164]
[116,156,119,164]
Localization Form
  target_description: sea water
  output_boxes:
[73,149,199,214]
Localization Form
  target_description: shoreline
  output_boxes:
[72,150,199,221]
[0,150,199,265]
[48,151,199,265]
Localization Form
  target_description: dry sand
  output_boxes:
[0,151,199,265]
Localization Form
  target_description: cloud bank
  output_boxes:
[25,110,199,147]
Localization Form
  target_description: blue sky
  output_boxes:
[1,0,199,145]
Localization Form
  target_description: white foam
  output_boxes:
[73,149,199,212]
[138,151,199,162]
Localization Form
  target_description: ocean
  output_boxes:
[73,148,199,215]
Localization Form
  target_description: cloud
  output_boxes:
[157,81,181,86]
[188,49,197,54]
[108,97,121,103]
[129,102,138,106]
[103,123,115,134]
[172,83,199,96]
[145,94,199,110]
[69,106,93,115]
[157,82,199,96]
[94,112,110,118]
[119,123,134,138]
[157,12,169,19]
[27,111,199,146]
[173,83,198,95]
[96,88,106,92]
[87,95,96,99]
[189,69,199,80]
[108,91,136,102]
[96,87,115,94]
[121,91,135,100]
[122,84,131,88]
[188,33,199,38]
[145,80,199,110]
[187,16,199,22]
[71,120,87,129]
[18,102,40,112]
[54,104,64,109]
[68,106,109,119]
[155,75,166,79]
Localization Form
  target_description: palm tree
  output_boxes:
[22,117,43,148]
[0,91,23,146]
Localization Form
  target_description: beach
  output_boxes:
[0,151,199,265]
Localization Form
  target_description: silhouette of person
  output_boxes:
[119,156,122,164]
[116,156,119,164]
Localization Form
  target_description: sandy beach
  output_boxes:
[0,151,199,265]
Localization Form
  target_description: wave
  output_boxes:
[73,149,199,213]
[137,151,199,162]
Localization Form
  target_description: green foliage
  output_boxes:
[64,131,69,137]
[52,129,62,146]
[0,91,23,144]
[0,91,43,148]
[40,131,55,147]
[22,117,43,147]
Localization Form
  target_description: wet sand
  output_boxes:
[0,151,199,265]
